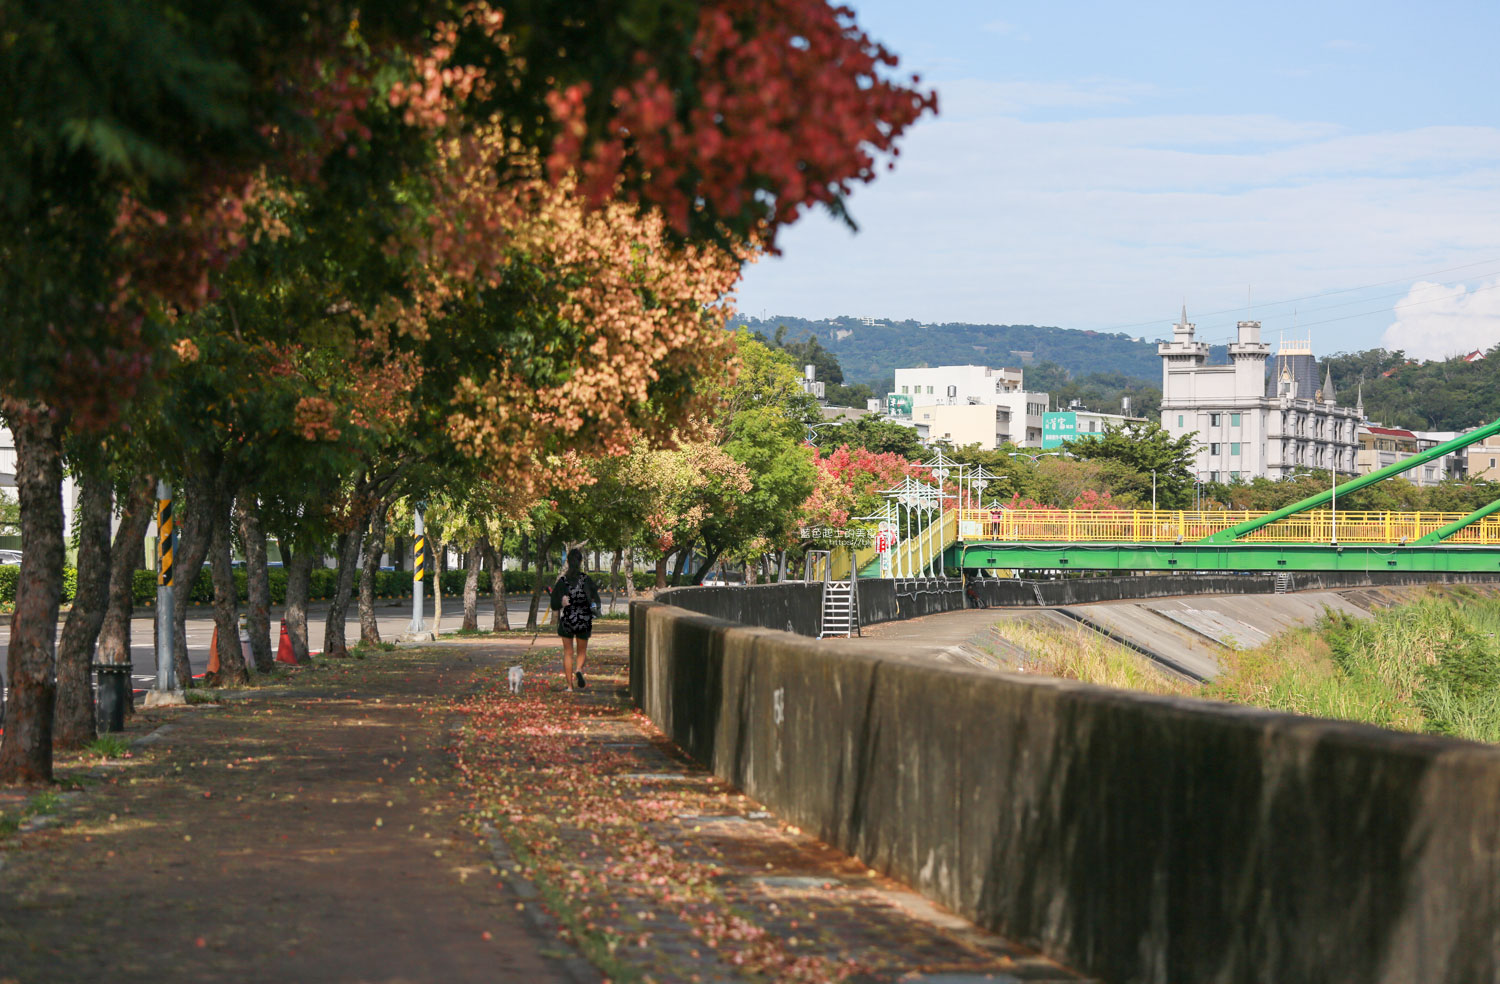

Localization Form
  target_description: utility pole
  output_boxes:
[146,480,181,704]
[403,501,433,641]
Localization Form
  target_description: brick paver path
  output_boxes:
[0,629,1090,983]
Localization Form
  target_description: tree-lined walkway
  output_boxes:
[0,634,1086,983]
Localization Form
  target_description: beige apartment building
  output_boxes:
[1470,434,1500,481]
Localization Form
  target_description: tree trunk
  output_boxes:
[519,533,529,572]
[625,545,638,600]
[654,553,668,590]
[53,466,113,749]
[235,495,273,673]
[96,483,153,712]
[359,504,387,646]
[483,539,510,631]
[431,539,445,637]
[324,518,367,657]
[391,534,405,571]
[607,548,621,614]
[525,533,552,632]
[744,559,757,585]
[284,546,314,663]
[207,480,249,687]
[690,545,724,585]
[462,543,481,631]
[670,544,693,586]
[171,474,214,689]
[0,404,66,784]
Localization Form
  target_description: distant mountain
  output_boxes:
[733,315,1226,389]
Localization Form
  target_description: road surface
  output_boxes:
[0,592,631,702]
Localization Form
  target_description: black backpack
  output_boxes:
[560,573,593,631]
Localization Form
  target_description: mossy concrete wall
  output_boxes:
[630,600,1500,984]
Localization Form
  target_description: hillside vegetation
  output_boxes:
[1324,344,1500,431]
[736,314,1215,387]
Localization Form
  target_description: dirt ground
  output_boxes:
[1,626,1087,984]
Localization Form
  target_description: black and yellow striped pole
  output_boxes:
[154,480,178,692]
[406,502,428,638]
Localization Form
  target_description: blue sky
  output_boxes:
[734,1,1500,359]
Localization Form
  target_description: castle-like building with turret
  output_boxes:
[1159,310,1360,482]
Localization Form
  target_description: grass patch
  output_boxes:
[1205,590,1500,741]
[986,588,1500,743]
[184,689,223,705]
[981,619,1191,696]
[0,789,64,841]
[84,735,132,759]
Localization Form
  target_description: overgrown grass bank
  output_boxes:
[1208,588,1500,742]
[988,588,1500,743]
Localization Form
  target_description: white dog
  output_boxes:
[508,664,524,694]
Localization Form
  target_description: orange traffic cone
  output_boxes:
[207,625,221,677]
[276,619,296,664]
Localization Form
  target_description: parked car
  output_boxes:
[0,549,21,565]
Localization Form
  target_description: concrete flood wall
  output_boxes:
[630,601,1500,984]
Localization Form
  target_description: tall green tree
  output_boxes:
[1063,420,1199,508]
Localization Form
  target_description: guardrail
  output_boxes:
[961,507,1500,545]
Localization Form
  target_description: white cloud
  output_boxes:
[980,19,1030,41]
[1381,279,1500,360]
[737,88,1500,351]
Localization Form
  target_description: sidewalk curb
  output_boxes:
[479,822,600,984]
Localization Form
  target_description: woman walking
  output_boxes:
[550,548,601,690]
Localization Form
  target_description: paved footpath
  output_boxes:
[0,628,1090,984]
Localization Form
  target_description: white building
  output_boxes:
[1159,311,1360,482]
[891,365,1049,447]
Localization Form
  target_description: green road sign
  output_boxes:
[886,393,914,417]
[1042,411,1076,449]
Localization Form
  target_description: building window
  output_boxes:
[1230,413,1241,427]
[1089,421,1097,432]
[926,386,933,395]
[1210,471,1220,482]
[1230,442,1240,456]
[1231,471,1241,480]
[901,386,908,394]
[1210,443,1221,455]
[1178,414,1184,428]
[1491,458,1496,469]
[1210,413,1222,426]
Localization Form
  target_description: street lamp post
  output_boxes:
[1330,454,1338,546]
[1006,451,1066,465]
[1151,469,1157,512]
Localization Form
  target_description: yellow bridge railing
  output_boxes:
[957,509,1500,546]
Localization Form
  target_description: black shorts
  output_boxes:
[557,621,592,640]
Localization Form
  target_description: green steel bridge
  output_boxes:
[848,417,1500,577]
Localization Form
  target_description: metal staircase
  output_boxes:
[819,580,857,638]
